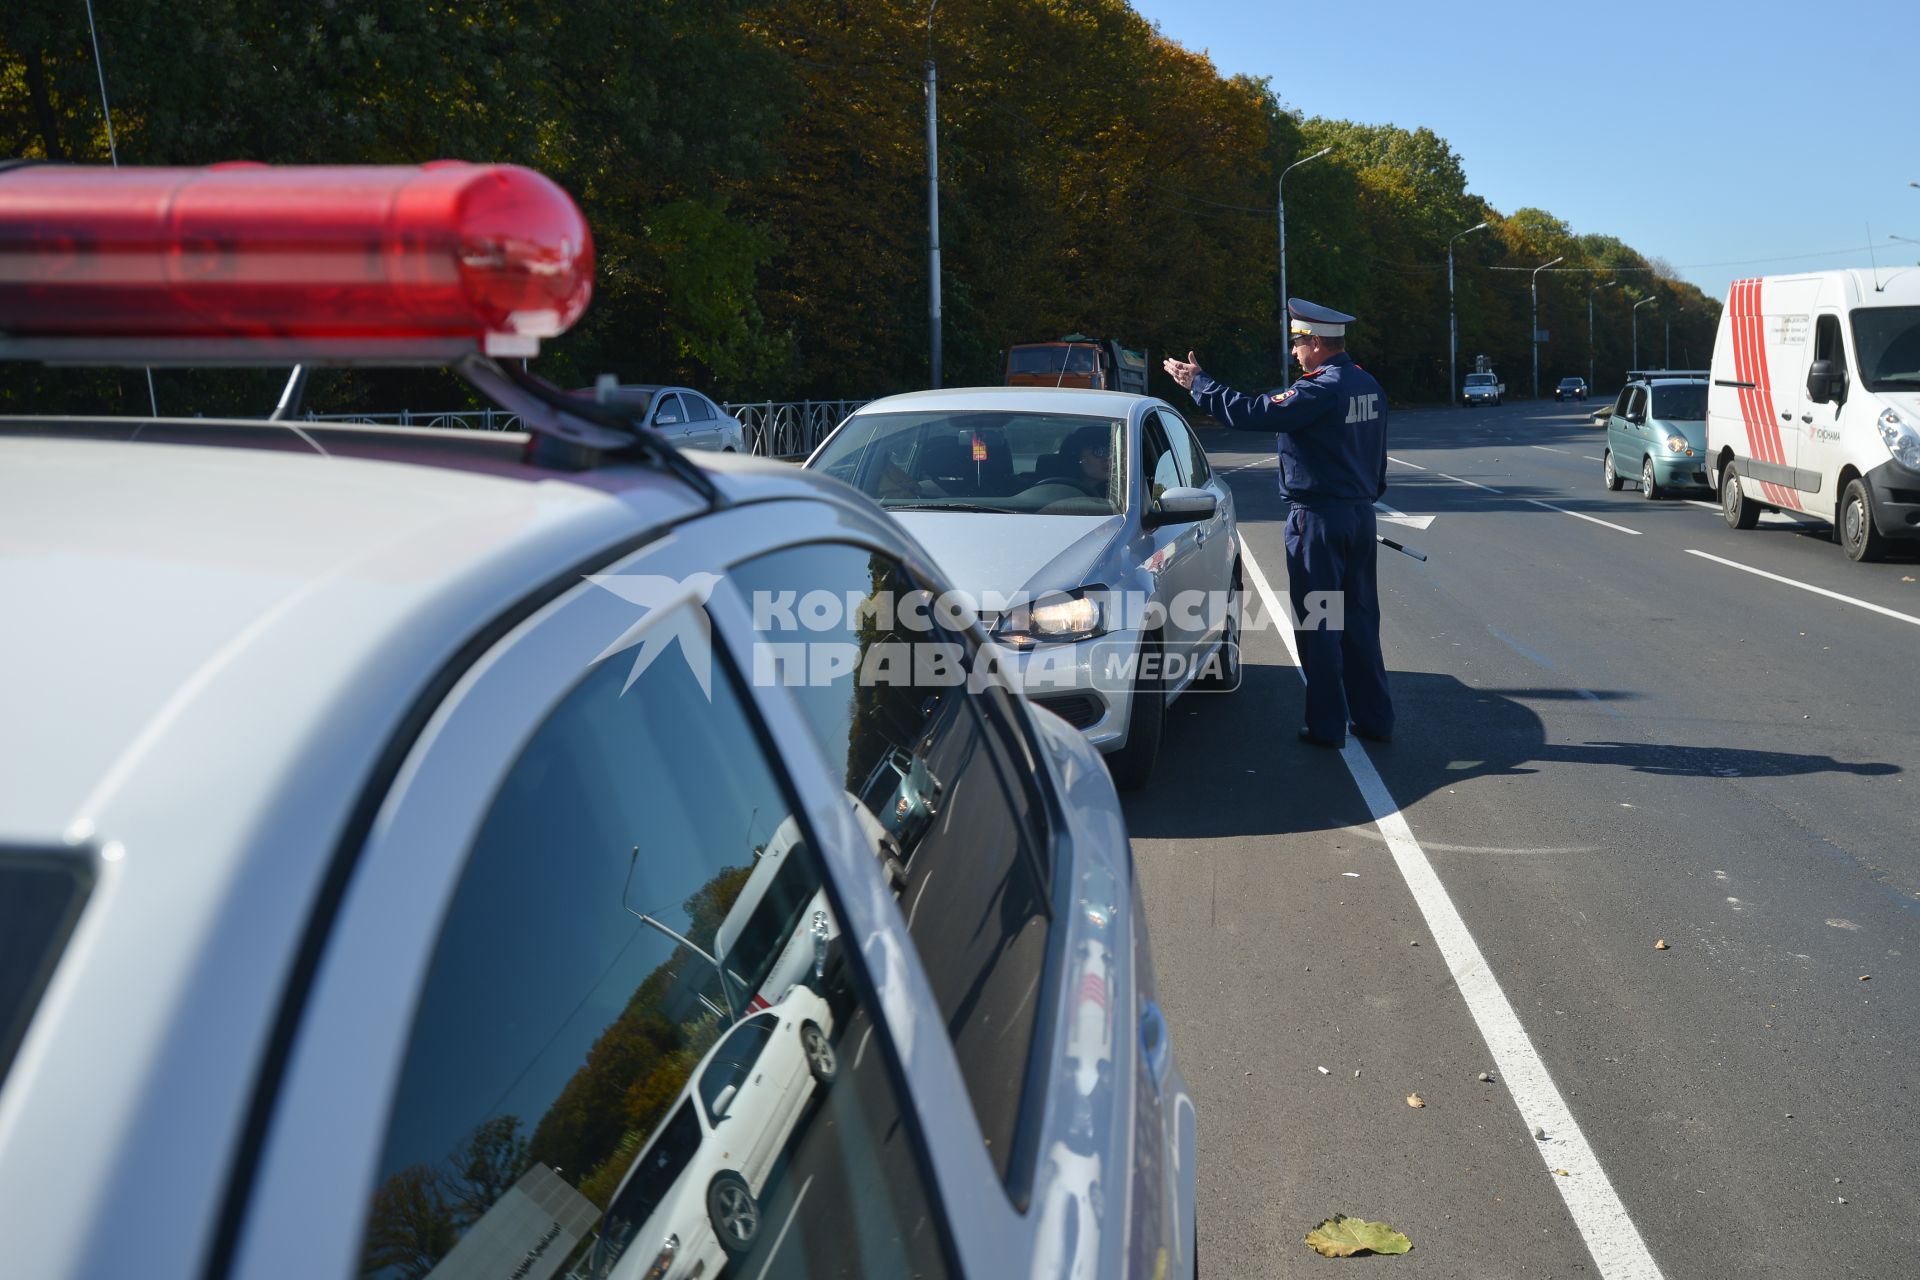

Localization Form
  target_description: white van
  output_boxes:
[1707,269,1920,560]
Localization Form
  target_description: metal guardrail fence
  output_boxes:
[721,399,865,458]
[302,398,865,460]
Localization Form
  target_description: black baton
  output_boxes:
[1377,534,1427,562]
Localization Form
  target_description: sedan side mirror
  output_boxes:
[656,413,681,427]
[1806,359,1847,406]
[1146,485,1217,527]
[711,1083,737,1119]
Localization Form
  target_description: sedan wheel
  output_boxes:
[802,1021,838,1085]
[1106,633,1165,791]
[708,1173,760,1256]
[1195,575,1243,692]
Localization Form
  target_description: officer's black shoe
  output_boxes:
[1349,722,1393,744]
[1297,727,1344,749]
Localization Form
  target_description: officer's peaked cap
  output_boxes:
[1288,297,1356,338]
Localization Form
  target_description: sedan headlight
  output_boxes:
[1665,433,1691,454]
[1879,408,1920,470]
[997,588,1106,646]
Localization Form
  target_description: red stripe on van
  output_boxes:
[1747,280,1802,510]
[1730,278,1799,509]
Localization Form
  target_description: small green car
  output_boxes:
[1601,371,1710,499]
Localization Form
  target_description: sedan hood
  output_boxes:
[890,511,1125,613]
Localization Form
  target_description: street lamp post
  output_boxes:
[1632,296,1656,372]
[1278,146,1332,353]
[1448,221,1489,408]
[1588,280,1619,392]
[1531,256,1564,400]
[924,2,942,388]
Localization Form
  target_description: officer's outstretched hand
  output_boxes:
[1163,350,1201,391]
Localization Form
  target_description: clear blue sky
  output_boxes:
[1130,0,1920,300]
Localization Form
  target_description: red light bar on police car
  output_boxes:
[0,161,593,365]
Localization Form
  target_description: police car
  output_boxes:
[0,163,1195,1280]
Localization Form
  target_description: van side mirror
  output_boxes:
[1806,360,1847,406]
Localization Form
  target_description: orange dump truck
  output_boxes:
[1002,334,1150,393]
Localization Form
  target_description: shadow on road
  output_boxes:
[1126,667,1902,841]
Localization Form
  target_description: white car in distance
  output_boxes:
[593,986,838,1279]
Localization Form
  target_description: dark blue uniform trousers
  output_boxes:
[1283,501,1393,742]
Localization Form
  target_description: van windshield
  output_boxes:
[1850,307,1920,391]
[1466,374,1495,385]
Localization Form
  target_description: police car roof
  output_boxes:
[0,425,843,842]
[851,386,1152,417]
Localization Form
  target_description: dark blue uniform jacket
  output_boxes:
[1190,352,1388,505]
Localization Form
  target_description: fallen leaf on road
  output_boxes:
[1860,975,1871,982]
[1406,1093,1425,1108]
[1304,1216,1412,1258]
[1554,1168,1570,1177]
[1654,939,1669,950]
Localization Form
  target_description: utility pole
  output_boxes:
[1448,221,1489,407]
[1531,256,1563,399]
[1589,280,1619,392]
[1277,147,1332,357]
[1632,296,1656,372]
[924,3,942,388]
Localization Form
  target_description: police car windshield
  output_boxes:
[1650,384,1706,420]
[1850,307,1920,391]
[812,411,1127,516]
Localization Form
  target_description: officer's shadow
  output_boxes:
[1125,668,1901,841]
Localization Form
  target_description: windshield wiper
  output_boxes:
[887,500,1021,514]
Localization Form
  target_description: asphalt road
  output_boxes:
[1132,400,1920,1279]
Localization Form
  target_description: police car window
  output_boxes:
[729,543,1055,1190]
[357,608,951,1280]
[1158,409,1211,485]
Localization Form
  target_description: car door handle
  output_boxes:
[1780,411,1793,420]
[1140,1001,1172,1093]
[1800,414,1812,423]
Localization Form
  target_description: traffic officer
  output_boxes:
[1163,298,1393,748]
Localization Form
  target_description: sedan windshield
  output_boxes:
[1651,384,1707,420]
[811,410,1127,515]
[1850,306,1920,391]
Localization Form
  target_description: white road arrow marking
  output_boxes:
[1374,499,1436,530]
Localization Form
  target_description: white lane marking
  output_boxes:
[1388,455,1428,470]
[1685,550,1920,628]
[753,1174,815,1280]
[1530,446,1571,455]
[1438,472,1503,493]
[1374,500,1436,531]
[1239,546,1664,1280]
[1522,498,1643,536]
[1226,458,1275,475]
[1584,455,1605,462]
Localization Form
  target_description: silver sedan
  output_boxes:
[807,386,1242,789]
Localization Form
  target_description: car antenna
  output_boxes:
[623,845,738,1023]
[1868,222,1885,292]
